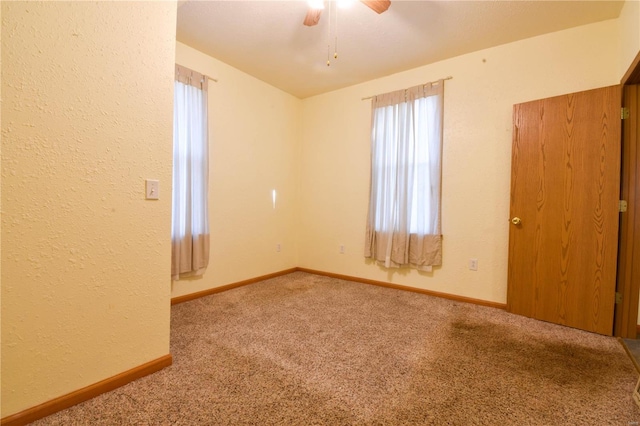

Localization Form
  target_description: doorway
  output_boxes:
[507,85,621,335]
[506,51,640,337]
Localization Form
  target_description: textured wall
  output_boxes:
[1,1,176,416]
[171,43,301,299]
[298,19,621,305]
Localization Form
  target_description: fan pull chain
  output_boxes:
[326,1,332,66]
[334,3,338,59]
[326,1,340,66]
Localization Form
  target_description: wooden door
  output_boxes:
[615,84,640,338]
[507,85,621,335]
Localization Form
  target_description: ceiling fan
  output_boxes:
[303,0,391,26]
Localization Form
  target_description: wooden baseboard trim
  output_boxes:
[296,267,507,310]
[171,268,299,305]
[171,267,506,311]
[1,354,172,426]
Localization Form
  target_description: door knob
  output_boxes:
[511,217,522,225]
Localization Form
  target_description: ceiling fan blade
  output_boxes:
[303,9,322,26]
[360,0,390,14]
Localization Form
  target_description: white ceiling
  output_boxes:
[176,1,625,98]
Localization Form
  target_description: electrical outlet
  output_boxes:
[469,258,478,271]
[276,243,281,253]
[339,245,345,254]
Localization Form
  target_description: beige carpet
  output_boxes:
[33,272,639,425]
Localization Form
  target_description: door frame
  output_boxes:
[614,50,640,338]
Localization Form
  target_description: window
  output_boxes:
[172,64,209,280]
[364,81,444,271]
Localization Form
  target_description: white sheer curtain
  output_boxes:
[172,65,209,280]
[364,80,444,271]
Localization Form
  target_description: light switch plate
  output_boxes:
[145,179,159,200]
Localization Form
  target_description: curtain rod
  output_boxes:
[361,76,452,101]
[176,63,218,84]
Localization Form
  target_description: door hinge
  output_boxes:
[622,107,630,120]
[616,292,623,304]
[620,200,628,213]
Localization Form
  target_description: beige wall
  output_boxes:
[171,43,301,299]
[298,19,621,304]
[619,0,640,79]
[1,1,176,417]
